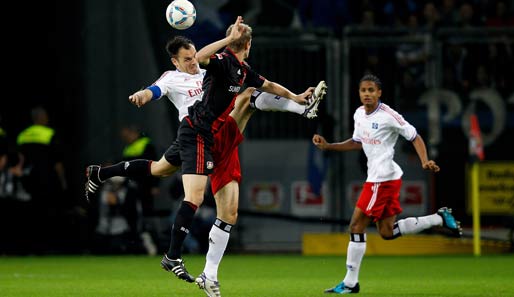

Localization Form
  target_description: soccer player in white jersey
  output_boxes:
[85,36,326,283]
[312,74,462,294]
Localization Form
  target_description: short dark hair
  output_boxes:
[359,73,382,90]
[165,36,194,59]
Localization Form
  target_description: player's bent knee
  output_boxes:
[235,87,255,104]
[240,87,256,98]
[379,229,396,240]
[152,164,179,177]
[349,222,367,233]
[185,194,204,206]
[151,158,179,177]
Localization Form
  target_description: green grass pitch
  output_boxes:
[1,254,513,296]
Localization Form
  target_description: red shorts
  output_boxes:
[356,179,403,222]
[209,116,243,195]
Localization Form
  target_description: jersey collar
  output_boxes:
[224,47,244,65]
[366,101,382,116]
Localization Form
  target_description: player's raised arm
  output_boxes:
[312,135,362,152]
[196,16,244,65]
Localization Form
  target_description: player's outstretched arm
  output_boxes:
[196,16,244,65]
[312,134,362,151]
[128,89,153,108]
[411,135,440,172]
[260,80,311,104]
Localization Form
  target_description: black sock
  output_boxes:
[167,201,197,259]
[249,89,262,109]
[98,159,151,180]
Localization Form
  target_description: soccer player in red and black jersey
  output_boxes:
[162,16,318,296]
[83,32,325,290]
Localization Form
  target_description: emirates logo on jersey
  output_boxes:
[187,87,202,97]
[361,137,381,145]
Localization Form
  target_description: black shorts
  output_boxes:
[163,138,182,167]
[178,117,214,175]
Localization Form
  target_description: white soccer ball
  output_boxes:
[166,0,196,30]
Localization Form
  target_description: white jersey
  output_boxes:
[152,68,206,121]
[352,102,417,182]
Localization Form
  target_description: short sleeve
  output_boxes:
[245,67,265,88]
[390,111,417,141]
[153,71,174,100]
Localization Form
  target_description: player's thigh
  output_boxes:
[230,87,256,132]
[179,121,214,175]
[376,215,397,237]
[213,180,239,223]
[233,87,255,112]
[349,207,373,233]
[182,174,208,205]
[163,138,182,169]
[151,155,179,177]
[356,180,402,221]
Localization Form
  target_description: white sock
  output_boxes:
[253,92,305,115]
[397,213,442,235]
[343,234,366,288]
[203,220,231,281]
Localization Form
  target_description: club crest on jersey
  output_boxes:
[206,161,214,170]
[372,122,379,129]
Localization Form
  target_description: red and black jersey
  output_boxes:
[188,47,265,134]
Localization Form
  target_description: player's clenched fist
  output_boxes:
[422,160,440,173]
[312,134,328,149]
[129,89,152,108]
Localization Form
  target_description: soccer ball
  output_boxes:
[166,0,196,30]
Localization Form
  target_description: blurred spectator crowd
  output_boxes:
[172,0,513,109]
[0,107,75,254]
[191,0,514,37]
[0,110,215,255]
